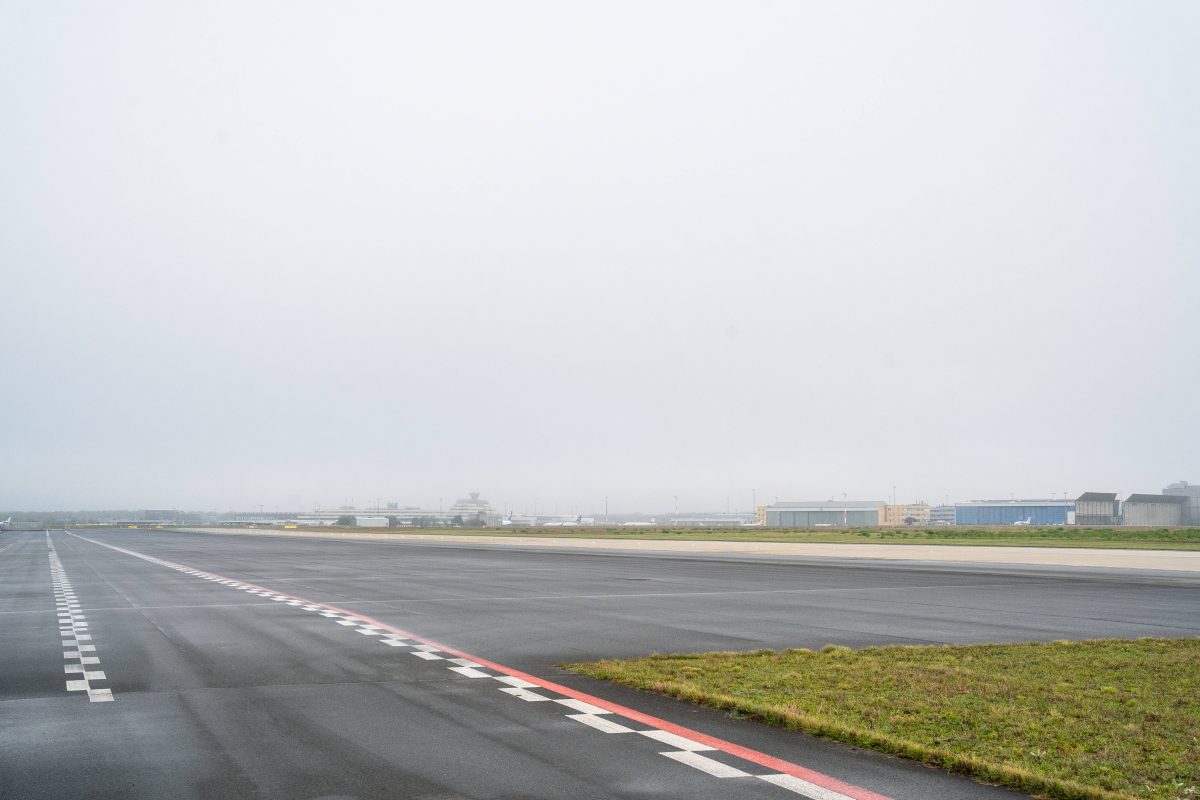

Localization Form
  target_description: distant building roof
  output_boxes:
[1125,494,1187,504]
[957,499,1074,507]
[771,500,885,509]
[1077,492,1118,502]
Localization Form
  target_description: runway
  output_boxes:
[2,528,1197,799]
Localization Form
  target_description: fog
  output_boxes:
[2,2,1197,512]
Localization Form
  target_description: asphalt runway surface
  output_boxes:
[2,529,1198,800]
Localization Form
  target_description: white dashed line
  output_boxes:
[566,713,636,734]
[760,773,862,799]
[553,698,612,716]
[492,676,539,689]
[498,687,553,702]
[447,658,484,667]
[639,729,714,751]
[47,535,113,703]
[660,750,751,778]
[447,666,491,678]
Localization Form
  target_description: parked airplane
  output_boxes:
[503,512,590,527]
[0,517,12,531]
[1012,517,1034,526]
[542,515,584,528]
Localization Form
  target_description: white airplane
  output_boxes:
[1012,517,1033,526]
[504,512,588,527]
[0,517,12,531]
[542,515,584,528]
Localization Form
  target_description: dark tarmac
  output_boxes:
[2,528,1197,800]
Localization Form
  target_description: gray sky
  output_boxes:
[2,1,1197,513]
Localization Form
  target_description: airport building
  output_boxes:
[1075,492,1121,526]
[766,501,884,528]
[880,503,931,526]
[954,499,1075,526]
[666,513,757,528]
[447,492,500,526]
[929,505,956,525]
[288,493,500,528]
[1122,494,1187,527]
[1163,481,1200,525]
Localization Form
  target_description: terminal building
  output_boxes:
[954,499,1075,526]
[287,492,500,528]
[447,492,500,527]
[766,501,885,528]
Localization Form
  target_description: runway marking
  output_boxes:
[661,750,751,778]
[493,675,539,688]
[62,531,889,800]
[639,729,715,751]
[448,665,491,678]
[567,713,636,734]
[553,698,612,715]
[499,687,552,701]
[47,535,113,703]
[762,773,872,799]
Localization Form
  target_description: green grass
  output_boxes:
[568,639,1200,800]
[310,525,1200,551]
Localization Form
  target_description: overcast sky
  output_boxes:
[2,2,1197,513]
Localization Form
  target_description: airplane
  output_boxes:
[0,517,12,531]
[504,512,591,527]
[542,515,584,528]
[1012,517,1033,526]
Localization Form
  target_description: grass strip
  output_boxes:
[567,638,1200,800]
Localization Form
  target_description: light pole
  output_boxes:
[842,493,848,527]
